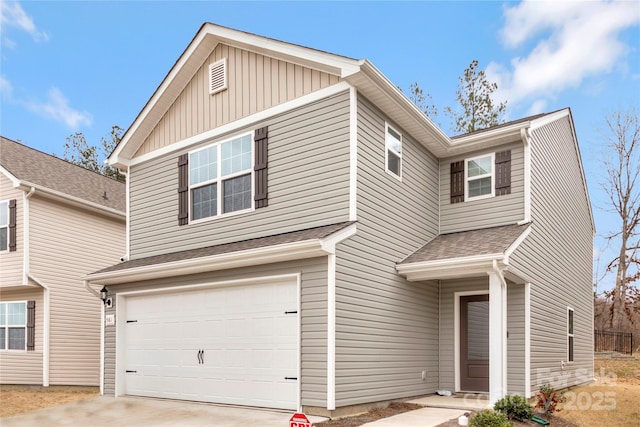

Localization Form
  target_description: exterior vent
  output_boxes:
[208,58,227,95]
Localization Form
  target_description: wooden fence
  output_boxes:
[594,330,633,355]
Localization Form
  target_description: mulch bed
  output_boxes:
[312,402,422,427]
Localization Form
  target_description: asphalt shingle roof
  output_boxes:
[93,221,355,275]
[1,136,125,212]
[400,223,531,264]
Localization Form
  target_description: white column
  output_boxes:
[488,272,505,405]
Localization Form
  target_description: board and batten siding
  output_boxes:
[0,174,23,286]
[129,90,351,259]
[135,43,341,157]
[440,141,525,233]
[509,116,593,392]
[0,288,43,384]
[29,196,125,386]
[102,257,328,408]
[331,95,440,408]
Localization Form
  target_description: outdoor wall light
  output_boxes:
[100,286,109,304]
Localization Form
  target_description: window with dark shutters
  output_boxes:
[177,154,189,226]
[9,199,16,251]
[254,126,268,209]
[450,161,465,204]
[27,300,35,351]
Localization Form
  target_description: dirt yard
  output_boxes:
[0,386,98,418]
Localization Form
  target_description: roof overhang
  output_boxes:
[85,222,356,286]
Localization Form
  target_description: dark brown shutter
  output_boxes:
[450,161,465,204]
[254,126,268,209]
[177,154,189,226]
[495,150,511,196]
[8,199,17,251]
[27,300,35,351]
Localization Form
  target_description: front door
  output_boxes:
[460,294,489,392]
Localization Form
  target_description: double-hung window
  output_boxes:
[189,133,253,221]
[385,123,402,179]
[0,201,8,251]
[567,308,574,362]
[0,302,27,350]
[465,154,494,200]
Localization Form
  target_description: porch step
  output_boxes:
[407,394,488,411]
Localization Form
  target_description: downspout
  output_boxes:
[492,260,508,398]
[85,279,105,395]
[23,186,50,387]
[519,128,532,225]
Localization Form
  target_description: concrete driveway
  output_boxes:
[0,396,328,427]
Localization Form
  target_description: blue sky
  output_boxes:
[1,1,639,290]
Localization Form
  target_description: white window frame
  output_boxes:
[0,200,8,252]
[188,132,255,223]
[464,153,495,202]
[0,301,27,351]
[385,123,402,181]
[567,307,574,363]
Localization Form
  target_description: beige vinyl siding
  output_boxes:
[135,43,341,157]
[0,175,23,286]
[129,90,351,259]
[29,196,125,386]
[440,141,525,233]
[102,257,328,408]
[507,283,525,395]
[438,278,488,391]
[509,116,593,392]
[0,288,43,384]
[331,95,440,407]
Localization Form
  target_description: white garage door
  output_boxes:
[122,280,299,410]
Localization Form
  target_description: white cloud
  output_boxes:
[487,0,640,110]
[0,0,49,43]
[0,74,13,97]
[25,87,93,129]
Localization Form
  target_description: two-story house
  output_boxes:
[0,137,125,387]
[85,23,594,417]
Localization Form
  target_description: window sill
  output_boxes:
[189,206,256,225]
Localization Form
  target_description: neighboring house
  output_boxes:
[85,23,594,417]
[0,137,125,387]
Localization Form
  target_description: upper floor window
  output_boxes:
[0,302,27,350]
[189,133,253,221]
[0,201,8,251]
[385,123,402,179]
[465,154,495,201]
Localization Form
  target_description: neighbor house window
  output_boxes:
[0,302,27,350]
[567,308,574,362]
[0,201,7,251]
[465,154,494,200]
[385,123,402,179]
[189,133,253,221]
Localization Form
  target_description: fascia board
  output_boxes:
[1,165,21,186]
[447,124,527,157]
[529,108,569,131]
[321,222,357,253]
[15,181,125,220]
[85,239,330,285]
[397,253,504,281]
[504,224,532,263]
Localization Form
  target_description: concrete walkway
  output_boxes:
[360,394,488,427]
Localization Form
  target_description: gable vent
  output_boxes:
[208,58,228,95]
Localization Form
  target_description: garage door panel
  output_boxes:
[123,280,298,410]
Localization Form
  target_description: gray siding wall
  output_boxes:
[332,95,440,408]
[507,283,525,395]
[438,277,488,391]
[129,91,351,258]
[440,141,525,233]
[103,257,328,408]
[509,116,593,392]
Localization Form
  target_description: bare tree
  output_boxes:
[601,108,640,330]
[408,82,439,124]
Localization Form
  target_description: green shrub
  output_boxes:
[494,394,533,421]
[469,409,513,427]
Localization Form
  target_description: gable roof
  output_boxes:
[108,22,451,166]
[1,136,125,215]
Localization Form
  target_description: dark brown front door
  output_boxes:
[460,294,489,392]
